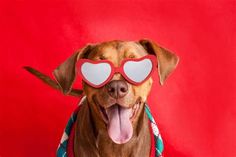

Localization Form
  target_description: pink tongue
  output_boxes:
[107,105,133,144]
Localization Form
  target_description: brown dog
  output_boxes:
[25,39,179,157]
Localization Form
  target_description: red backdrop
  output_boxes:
[0,0,235,156]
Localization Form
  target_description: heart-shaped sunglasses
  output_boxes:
[76,55,157,88]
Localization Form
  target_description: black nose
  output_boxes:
[106,80,128,99]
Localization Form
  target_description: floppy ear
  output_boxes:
[139,39,179,85]
[53,45,93,94]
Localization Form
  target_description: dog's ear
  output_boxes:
[139,39,179,85]
[53,45,93,94]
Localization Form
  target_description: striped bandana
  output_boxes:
[57,97,164,157]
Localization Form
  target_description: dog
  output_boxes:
[25,39,179,157]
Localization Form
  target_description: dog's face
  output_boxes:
[53,39,179,144]
[83,41,153,144]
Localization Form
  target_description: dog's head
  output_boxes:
[53,39,179,144]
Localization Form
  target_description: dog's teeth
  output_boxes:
[133,104,137,110]
[130,103,139,118]
[130,111,133,118]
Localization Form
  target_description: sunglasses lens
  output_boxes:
[123,58,153,83]
[81,62,111,86]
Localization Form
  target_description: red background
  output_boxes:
[0,0,235,156]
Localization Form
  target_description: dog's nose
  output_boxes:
[106,80,128,99]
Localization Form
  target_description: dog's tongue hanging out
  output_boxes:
[106,104,133,144]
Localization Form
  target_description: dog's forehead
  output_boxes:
[88,41,148,60]
[119,42,148,57]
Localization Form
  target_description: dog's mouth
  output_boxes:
[93,97,141,144]
[98,101,141,124]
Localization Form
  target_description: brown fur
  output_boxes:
[25,39,179,157]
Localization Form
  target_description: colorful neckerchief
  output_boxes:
[57,97,164,157]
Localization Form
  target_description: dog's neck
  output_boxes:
[74,99,151,157]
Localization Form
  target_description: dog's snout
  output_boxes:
[106,80,128,99]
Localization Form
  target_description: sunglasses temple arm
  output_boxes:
[24,66,83,97]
